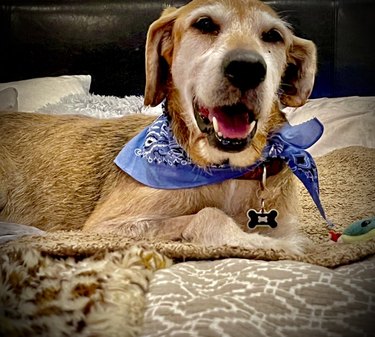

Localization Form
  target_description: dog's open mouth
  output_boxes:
[194,102,257,152]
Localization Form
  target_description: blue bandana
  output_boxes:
[115,113,332,226]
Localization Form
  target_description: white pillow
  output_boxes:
[0,75,91,112]
[284,96,375,157]
[0,87,18,112]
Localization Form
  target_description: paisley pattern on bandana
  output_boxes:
[134,117,192,166]
[266,140,319,193]
[264,122,332,227]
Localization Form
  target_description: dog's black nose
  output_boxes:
[223,50,267,91]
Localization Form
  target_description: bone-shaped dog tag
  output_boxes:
[247,165,278,229]
[247,209,278,229]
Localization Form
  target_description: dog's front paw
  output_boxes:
[239,232,308,256]
[273,233,310,255]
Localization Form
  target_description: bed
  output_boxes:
[0,1,375,337]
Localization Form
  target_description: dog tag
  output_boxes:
[247,198,278,229]
[247,208,278,229]
[247,165,278,229]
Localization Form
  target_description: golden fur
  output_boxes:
[0,0,317,254]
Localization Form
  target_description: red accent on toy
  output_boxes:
[329,230,342,242]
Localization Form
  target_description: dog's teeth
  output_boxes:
[249,121,256,133]
[212,116,219,134]
[213,117,223,138]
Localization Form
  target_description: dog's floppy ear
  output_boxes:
[144,7,179,107]
[280,36,317,107]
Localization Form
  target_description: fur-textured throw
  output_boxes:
[1,146,374,337]
[38,93,162,118]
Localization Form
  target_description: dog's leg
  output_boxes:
[84,213,193,241]
[85,207,305,255]
[180,207,305,255]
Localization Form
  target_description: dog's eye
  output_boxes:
[262,29,284,43]
[192,17,220,34]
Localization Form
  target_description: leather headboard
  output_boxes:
[1,0,374,98]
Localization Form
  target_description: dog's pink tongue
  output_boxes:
[211,108,250,139]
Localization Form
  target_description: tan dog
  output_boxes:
[0,0,317,254]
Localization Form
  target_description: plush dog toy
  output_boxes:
[329,217,375,243]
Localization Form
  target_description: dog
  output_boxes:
[0,0,317,254]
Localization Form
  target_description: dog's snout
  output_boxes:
[223,49,267,91]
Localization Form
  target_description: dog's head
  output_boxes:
[144,0,317,167]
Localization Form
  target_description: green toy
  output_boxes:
[333,217,375,243]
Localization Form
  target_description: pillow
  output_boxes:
[284,96,375,157]
[0,87,18,111]
[0,75,91,112]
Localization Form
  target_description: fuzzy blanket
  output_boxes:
[1,146,375,337]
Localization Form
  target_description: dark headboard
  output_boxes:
[1,0,374,98]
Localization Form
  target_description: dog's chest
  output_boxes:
[210,179,260,216]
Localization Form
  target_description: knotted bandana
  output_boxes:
[115,112,332,225]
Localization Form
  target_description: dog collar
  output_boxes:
[236,157,284,181]
[114,111,331,225]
